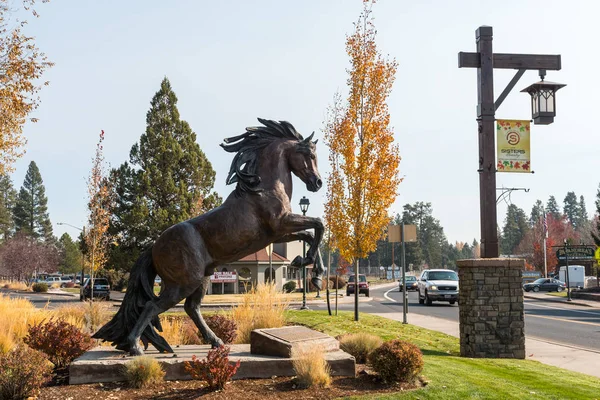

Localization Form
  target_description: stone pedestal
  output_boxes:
[251,326,339,357]
[457,258,525,359]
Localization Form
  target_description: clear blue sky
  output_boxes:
[11,0,600,244]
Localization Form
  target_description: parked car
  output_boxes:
[418,269,459,306]
[346,274,369,297]
[523,278,565,292]
[399,275,418,292]
[80,278,111,301]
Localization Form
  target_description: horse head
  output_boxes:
[288,132,322,192]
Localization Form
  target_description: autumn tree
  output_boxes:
[0,173,16,241]
[13,160,53,242]
[109,78,221,272]
[323,1,401,321]
[0,231,58,280]
[85,130,113,285]
[0,0,53,174]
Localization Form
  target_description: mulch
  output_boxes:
[38,365,424,400]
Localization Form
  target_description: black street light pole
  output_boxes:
[459,26,564,258]
[299,196,310,310]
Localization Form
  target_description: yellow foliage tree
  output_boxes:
[0,0,53,174]
[85,130,113,283]
[324,0,401,320]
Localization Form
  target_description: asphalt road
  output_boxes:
[305,283,600,353]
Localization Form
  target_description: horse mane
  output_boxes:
[221,118,314,194]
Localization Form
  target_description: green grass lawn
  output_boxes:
[546,291,568,298]
[286,311,600,400]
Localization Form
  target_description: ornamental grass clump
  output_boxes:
[0,345,53,400]
[369,339,424,383]
[338,332,382,363]
[231,282,288,344]
[291,345,331,388]
[123,356,165,388]
[184,346,240,390]
[0,294,46,353]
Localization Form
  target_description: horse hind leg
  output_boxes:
[126,285,187,356]
[184,277,224,348]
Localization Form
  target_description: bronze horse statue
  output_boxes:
[93,118,324,355]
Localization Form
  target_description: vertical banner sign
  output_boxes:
[496,120,531,173]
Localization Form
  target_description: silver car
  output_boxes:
[417,269,459,306]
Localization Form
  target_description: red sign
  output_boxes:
[211,271,237,283]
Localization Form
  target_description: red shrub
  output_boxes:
[24,319,95,368]
[204,314,237,344]
[184,346,240,390]
[0,345,53,399]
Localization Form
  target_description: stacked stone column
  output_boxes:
[457,258,525,359]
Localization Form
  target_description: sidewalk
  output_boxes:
[373,312,600,379]
[523,292,600,308]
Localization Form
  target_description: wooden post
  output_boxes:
[476,26,499,258]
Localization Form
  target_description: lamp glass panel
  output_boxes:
[532,92,539,114]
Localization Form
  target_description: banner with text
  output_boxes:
[496,120,531,173]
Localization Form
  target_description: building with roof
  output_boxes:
[207,240,310,295]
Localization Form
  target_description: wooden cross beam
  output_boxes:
[458,52,562,70]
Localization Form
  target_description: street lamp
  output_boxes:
[57,222,86,299]
[521,72,566,125]
[458,26,565,258]
[299,196,310,310]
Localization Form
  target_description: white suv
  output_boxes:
[418,269,459,306]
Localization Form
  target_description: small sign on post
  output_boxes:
[595,247,600,266]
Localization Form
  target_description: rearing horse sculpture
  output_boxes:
[93,118,324,356]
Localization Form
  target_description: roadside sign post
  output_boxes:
[398,223,417,324]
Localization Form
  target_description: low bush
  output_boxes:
[204,314,238,344]
[64,282,75,288]
[123,356,165,388]
[291,345,331,388]
[369,339,424,383]
[184,346,240,390]
[339,332,382,363]
[282,280,297,293]
[24,319,95,368]
[32,283,48,293]
[329,276,346,289]
[0,345,53,400]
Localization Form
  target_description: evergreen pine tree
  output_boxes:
[12,161,54,241]
[109,78,222,271]
[563,191,580,228]
[530,199,544,226]
[578,195,588,225]
[58,233,82,274]
[0,174,17,241]
[501,204,529,255]
[546,196,561,220]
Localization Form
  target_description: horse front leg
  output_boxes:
[278,214,324,267]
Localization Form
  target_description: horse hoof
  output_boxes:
[129,347,144,356]
[211,339,225,349]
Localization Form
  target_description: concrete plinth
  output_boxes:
[251,326,339,357]
[457,258,525,359]
[69,344,355,385]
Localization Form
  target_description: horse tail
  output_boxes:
[92,247,172,353]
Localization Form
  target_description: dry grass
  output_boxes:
[0,280,30,291]
[231,282,289,344]
[0,294,47,353]
[338,332,383,364]
[158,316,185,346]
[50,283,61,289]
[53,302,111,333]
[122,356,165,388]
[291,345,331,388]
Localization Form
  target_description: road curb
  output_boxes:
[523,294,594,308]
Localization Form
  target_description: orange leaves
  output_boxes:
[324,1,401,264]
[86,130,113,272]
[0,0,53,174]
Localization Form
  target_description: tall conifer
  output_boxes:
[13,161,53,242]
